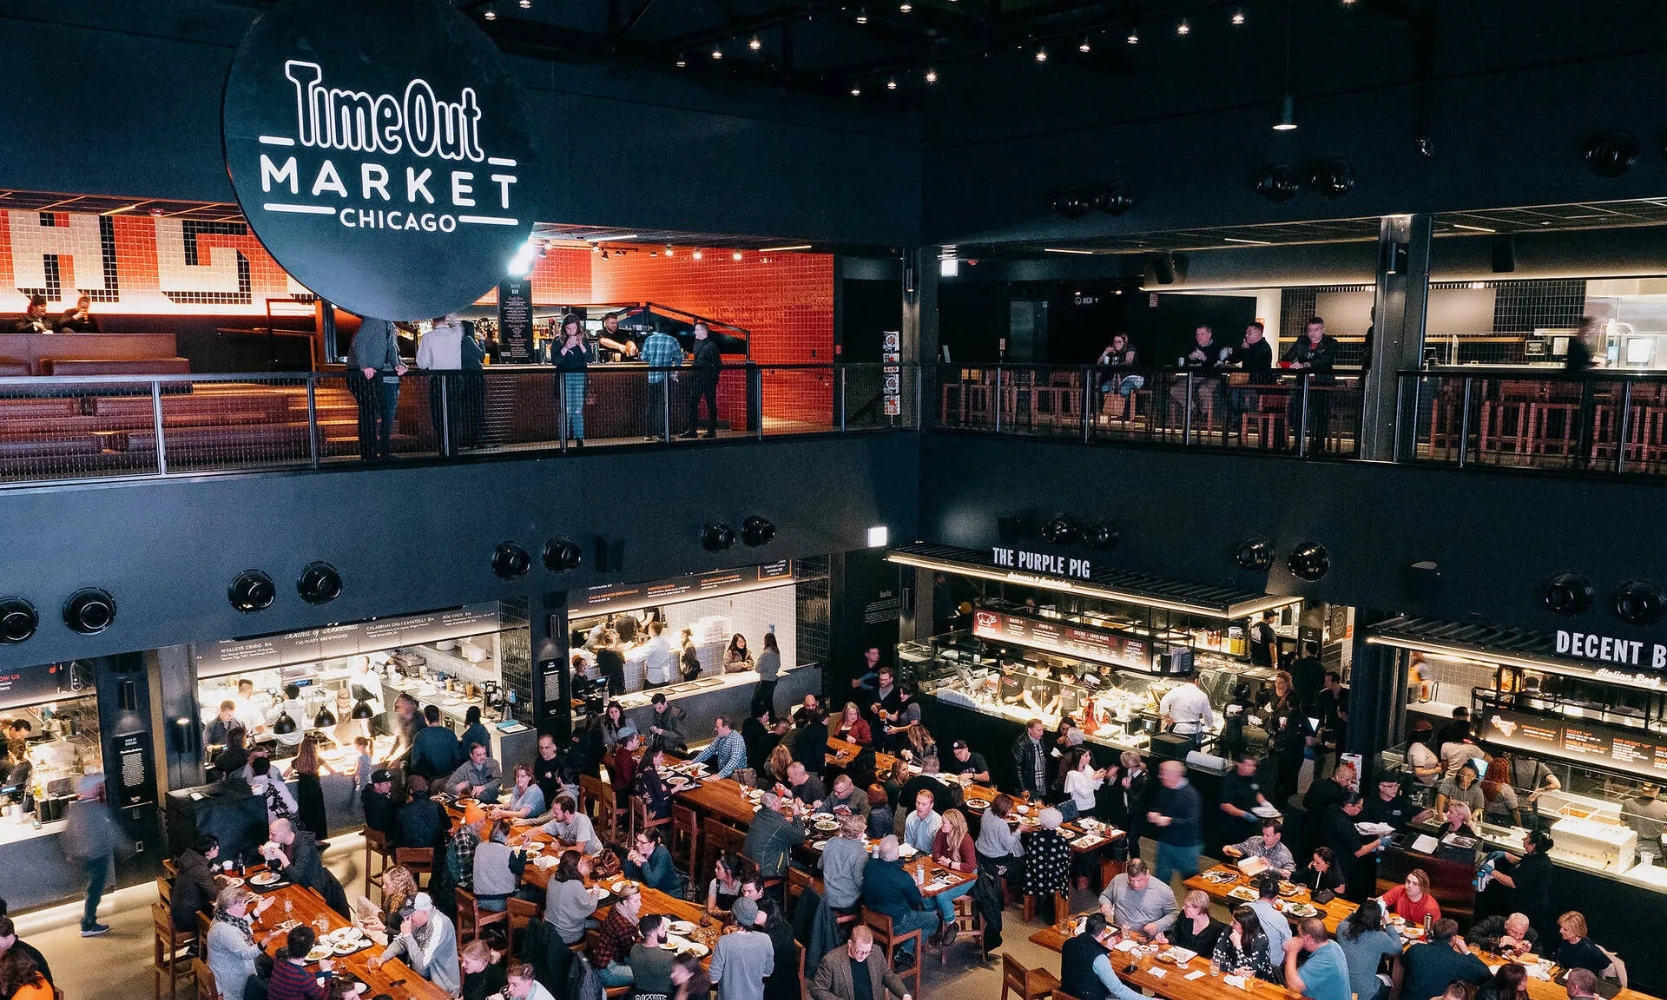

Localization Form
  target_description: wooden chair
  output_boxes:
[506,897,541,955]
[796,940,807,990]
[671,804,701,873]
[1021,890,1069,924]
[1000,953,1061,1000]
[394,847,433,888]
[196,911,213,944]
[364,828,394,900]
[156,876,174,905]
[1055,991,1084,1000]
[191,958,219,1000]
[453,887,510,946]
[939,892,985,964]
[861,907,923,1000]
[579,775,619,844]
[785,868,816,920]
[630,794,673,844]
[152,901,197,1000]
[701,818,748,892]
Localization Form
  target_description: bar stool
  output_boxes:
[364,828,393,900]
[860,908,923,999]
[191,958,220,1000]
[579,775,619,843]
[394,847,433,888]
[152,901,197,1000]
[629,796,672,844]
[1000,953,1060,1000]
[453,888,509,946]
[939,893,985,964]
[1021,891,1068,924]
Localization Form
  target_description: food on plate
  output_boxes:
[1227,885,1257,902]
[668,921,696,936]
[250,872,282,887]
[306,945,333,962]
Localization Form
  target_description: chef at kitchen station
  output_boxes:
[1159,675,1215,750]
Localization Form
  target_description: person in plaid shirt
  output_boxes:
[446,805,487,891]
[690,716,748,779]
[591,884,644,986]
[640,329,684,440]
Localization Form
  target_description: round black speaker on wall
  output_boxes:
[1585,129,1640,179]
[492,542,531,579]
[1255,164,1301,204]
[228,570,276,613]
[1041,514,1079,546]
[1614,580,1665,626]
[1235,539,1273,571]
[742,516,776,547]
[1287,542,1331,581]
[297,562,343,605]
[543,536,583,572]
[1085,523,1119,550]
[0,597,38,644]
[1542,573,1593,615]
[702,521,736,552]
[63,588,116,634]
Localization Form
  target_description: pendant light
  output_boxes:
[272,710,298,736]
[314,704,337,728]
[1273,0,1298,131]
[350,698,376,721]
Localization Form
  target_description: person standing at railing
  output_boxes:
[458,320,486,450]
[418,314,464,457]
[641,326,683,440]
[555,313,590,450]
[683,321,721,439]
[1282,317,1338,454]
[346,315,407,462]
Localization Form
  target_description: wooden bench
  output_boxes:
[42,357,191,376]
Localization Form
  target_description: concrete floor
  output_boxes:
[8,835,1223,1000]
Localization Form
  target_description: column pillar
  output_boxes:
[901,248,940,427]
[1358,214,1432,461]
[530,591,571,743]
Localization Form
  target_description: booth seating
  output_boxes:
[0,332,189,376]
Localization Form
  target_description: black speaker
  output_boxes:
[1085,523,1119,550]
[544,536,583,572]
[1490,235,1515,274]
[742,516,776,547]
[297,562,343,605]
[1542,573,1592,615]
[64,588,116,634]
[1287,542,1331,581]
[701,522,736,553]
[1585,129,1640,178]
[1235,539,1273,571]
[1614,580,1666,626]
[228,571,276,613]
[595,536,625,572]
[0,597,38,644]
[1041,514,1079,546]
[492,542,532,579]
[1151,254,1177,285]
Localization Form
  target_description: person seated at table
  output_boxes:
[902,790,942,855]
[1380,869,1441,925]
[710,897,775,1000]
[689,715,749,780]
[356,864,419,944]
[810,924,912,1000]
[1212,905,1275,981]
[543,850,597,944]
[865,785,894,840]
[1554,911,1619,979]
[449,742,505,803]
[459,939,507,1000]
[947,740,989,783]
[591,882,643,987]
[1435,760,1487,819]
[446,805,488,893]
[396,775,452,854]
[1334,899,1401,1000]
[819,814,869,913]
[631,914,678,1000]
[540,795,603,856]
[495,764,546,821]
[611,732,642,797]
[742,792,807,879]
[779,761,826,808]
[1395,918,1489,1000]
[56,294,99,332]
[264,818,347,915]
[1281,918,1351,1000]
[1467,912,1539,957]
[708,852,746,917]
[862,836,940,964]
[377,893,464,997]
[10,295,50,333]
[1098,858,1178,938]
[1475,962,1531,1000]
[897,720,935,765]
[361,768,398,836]
[898,755,963,823]
[625,827,680,894]
[635,744,676,823]
[472,819,529,912]
[1291,846,1344,895]
[171,833,224,932]
[506,960,558,1000]
[926,808,977,943]
[834,703,872,746]
[269,924,334,1000]
[206,886,273,1000]
[823,775,871,824]
[1158,889,1223,956]
[1222,818,1295,877]
[762,742,795,789]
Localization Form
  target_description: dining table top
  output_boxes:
[244,880,449,1000]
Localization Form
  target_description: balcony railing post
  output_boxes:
[1296,375,1311,459]
[439,374,452,458]
[1456,376,1475,470]
[1615,379,1633,475]
[1183,372,1194,446]
[993,366,1003,433]
[839,367,847,432]
[151,379,168,475]
[661,371,672,444]
[557,369,568,455]
[915,364,923,431]
[1082,367,1093,443]
[751,364,764,440]
[306,375,320,469]
[1391,373,1406,463]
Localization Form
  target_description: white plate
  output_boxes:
[678,942,711,958]
[250,872,282,887]
[610,880,632,894]
[898,843,919,858]
[668,921,696,936]
[812,840,830,850]
[533,855,558,870]
[306,946,333,962]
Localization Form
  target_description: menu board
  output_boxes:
[0,661,84,711]
[972,608,1156,672]
[496,278,534,363]
[580,561,799,616]
[1479,707,1667,781]
[197,603,503,678]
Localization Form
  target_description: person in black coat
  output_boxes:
[361,769,398,835]
[682,323,721,439]
[396,775,452,852]
[1291,847,1345,895]
[171,836,222,932]
[1319,794,1376,902]
[792,709,829,779]
[1283,316,1341,453]
[742,704,778,777]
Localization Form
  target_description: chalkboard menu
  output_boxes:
[497,278,534,363]
[971,608,1157,672]
[197,603,504,678]
[579,561,798,616]
[0,661,83,711]
[1479,707,1667,781]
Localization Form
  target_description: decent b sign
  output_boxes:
[223,0,537,320]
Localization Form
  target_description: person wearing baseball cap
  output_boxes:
[711,897,774,1000]
[370,892,460,994]
[361,769,397,836]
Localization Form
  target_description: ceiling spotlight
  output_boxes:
[519,0,531,7]
[492,542,532,579]
[1542,573,1593,615]
[748,35,762,50]
[692,250,703,259]
[665,245,675,256]
[1273,93,1298,131]
[676,54,687,68]
[1232,9,1245,24]
[702,521,736,553]
[482,5,497,19]
[0,597,38,644]
[543,536,583,572]
[887,78,897,90]
[63,588,117,635]
[1126,29,1138,44]
[228,570,276,613]
[899,0,912,11]
[1176,18,1190,35]
[1079,37,1092,52]
[1035,47,1048,62]
[850,85,862,96]
[711,46,723,59]
[742,516,777,547]
[297,561,343,605]
[856,7,868,22]
[925,68,938,83]
[1585,129,1640,178]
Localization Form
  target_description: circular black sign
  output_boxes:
[224,0,537,320]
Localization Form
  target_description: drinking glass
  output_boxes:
[284,899,294,921]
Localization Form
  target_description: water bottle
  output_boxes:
[914,863,924,887]
[1423,913,1433,938]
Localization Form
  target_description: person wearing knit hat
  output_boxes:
[710,896,773,1000]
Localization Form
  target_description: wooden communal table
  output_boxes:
[247,881,449,1000]
[1183,865,1355,936]
[1027,921,1297,1000]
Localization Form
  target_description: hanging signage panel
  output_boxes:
[0,662,87,711]
[197,603,502,678]
[1479,707,1667,782]
[578,562,800,617]
[972,608,1154,672]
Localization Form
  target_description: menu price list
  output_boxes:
[1482,708,1667,781]
[198,603,503,676]
[972,608,1153,672]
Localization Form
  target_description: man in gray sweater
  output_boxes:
[64,772,126,937]
[1097,858,1179,936]
[710,897,775,1000]
[345,315,406,461]
[370,892,460,994]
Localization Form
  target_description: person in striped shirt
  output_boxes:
[690,716,748,779]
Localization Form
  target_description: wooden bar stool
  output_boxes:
[671,804,701,873]
[701,817,746,889]
[579,775,619,844]
[861,908,923,999]
[394,847,434,888]
[364,828,393,900]
[939,893,985,964]
[1000,953,1061,1000]
[152,901,197,1000]
[453,887,509,945]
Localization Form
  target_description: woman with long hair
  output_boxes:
[751,632,782,719]
[834,702,872,746]
[1481,757,1523,826]
[883,758,910,809]
[765,743,794,787]
[214,725,250,779]
[1063,746,1106,817]
[1476,962,1530,1000]
[554,313,589,448]
[928,808,977,942]
[546,849,598,944]
[901,723,936,764]
[724,633,753,673]
[636,744,674,821]
[1381,869,1441,925]
[288,735,328,841]
[1211,905,1274,981]
[1336,899,1402,1000]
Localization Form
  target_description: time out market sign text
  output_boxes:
[223,0,538,320]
